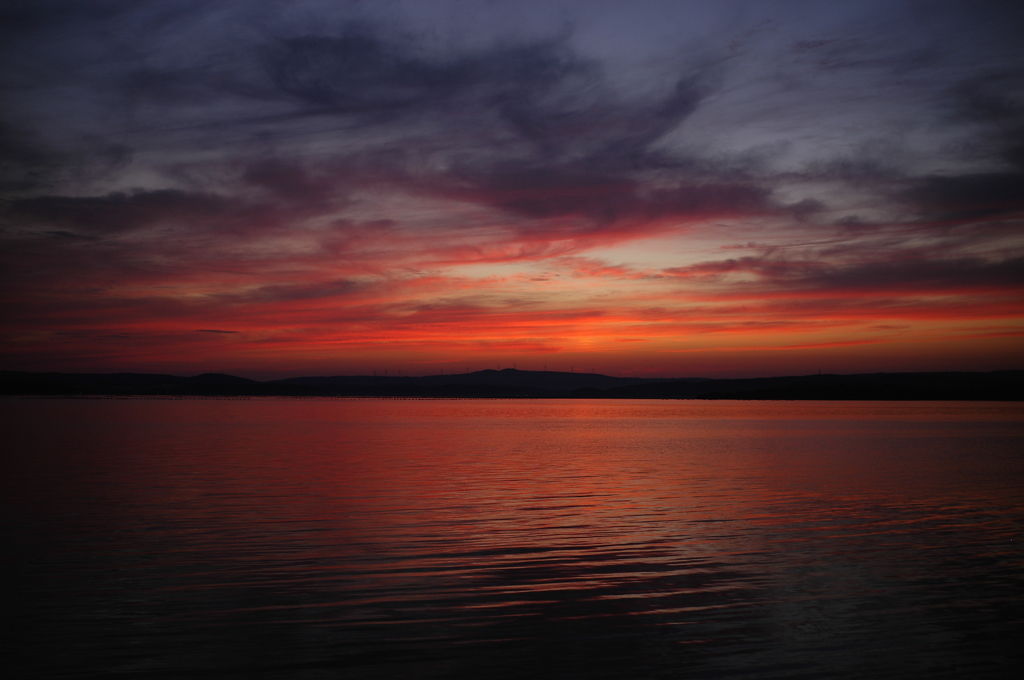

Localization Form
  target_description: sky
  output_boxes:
[1,0,1022,379]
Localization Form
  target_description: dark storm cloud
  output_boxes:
[243,15,1024,240]
[809,256,1024,292]
[257,24,713,178]
[905,172,1024,220]
[8,190,234,235]
[664,252,1024,295]
[434,168,770,225]
[0,0,130,35]
[0,125,56,193]
[241,159,335,204]
[947,72,1024,125]
[4,6,1021,223]
[238,22,756,230]
[265,30,534,115]
[1,5,742,230]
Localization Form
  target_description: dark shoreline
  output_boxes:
[3,368,1022,400]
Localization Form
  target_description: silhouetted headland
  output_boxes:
[2,368,1022,400]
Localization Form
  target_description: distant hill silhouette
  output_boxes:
[590,371,1024,401]
[272,368,676,394]
[1,368,1021,400]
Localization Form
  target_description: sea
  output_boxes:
[4,398,1023,679]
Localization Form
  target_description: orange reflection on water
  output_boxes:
[5,397,1023,678]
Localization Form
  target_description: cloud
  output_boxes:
[663,245,1024,295]
[905,172,1024,220]
[8,189,235,235]
[2,1,1024,375]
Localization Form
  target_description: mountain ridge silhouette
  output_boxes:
[2,368,1021,400]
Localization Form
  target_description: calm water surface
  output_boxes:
[4,398,1023,679]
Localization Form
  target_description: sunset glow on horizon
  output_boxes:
[2,1,1022,379]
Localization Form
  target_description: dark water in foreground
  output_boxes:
[4,398,1023,679]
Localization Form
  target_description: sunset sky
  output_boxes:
[2,0,1022,379]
